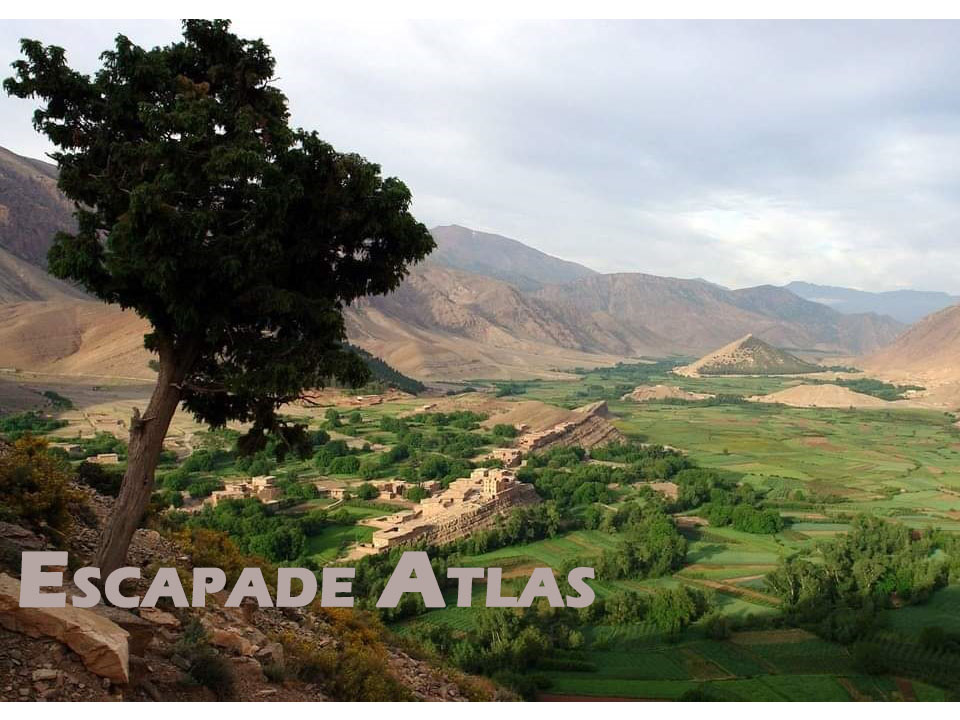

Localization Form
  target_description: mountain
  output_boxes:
[0,148,909,383]
[0,147,75,266]
[0,244,87,303]
[859,304,960,384]
[345,264,632,380]
[428,224,597,291]
[534,275,903,357]
[785,281,960,324]
[0,300,153,378]
[675,334,821,376]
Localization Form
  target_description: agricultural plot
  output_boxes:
[304,524,375,563]
[611,399,960,521]
[881,585,960,637]
[539,631,896,700]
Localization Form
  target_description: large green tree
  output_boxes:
[5,20,434,577]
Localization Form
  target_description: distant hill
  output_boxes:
[676,334,821,376]
[428,224,597,291]
[785,281,960,324]
[0,146,75,267]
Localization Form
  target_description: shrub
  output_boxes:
[0,436,84,539]
[174,619,235,699]
[355,483,379,500]
[76,460,123,497]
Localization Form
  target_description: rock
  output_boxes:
[93,606,154,657]
[138,607,180,629]
[0,574,129,683]
[0,522,45,552]
[32,669,60,682]
[256,688,277,697]
[255,641,284,665]
[210,628,256,656]
[18,687,30,697]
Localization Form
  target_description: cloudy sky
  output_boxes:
[2,20,959,293]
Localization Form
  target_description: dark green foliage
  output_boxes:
[174,619,235,699]
[4,21,434,567]
[833,378,925,401]
[405,485,428,502]
[766,515,955,640]
[186,477,223,499]
[5,20,434,430]
[491,423,518,439]
[185,497,312,563]
[343,343,426,394]
[0,411,67,440]
[494,382,529,397]
[76,461,123,497]
[354,482,379,500]
[40,390,74,410]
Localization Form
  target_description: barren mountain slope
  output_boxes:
[0,146,75,266]
[429,224,596,290]
[859,304,960,384]
[345,265,631,380]
[0,300,153,379]
[0,244,88,303]
[536,275,903,356]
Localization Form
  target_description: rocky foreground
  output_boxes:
[0,487,501,702]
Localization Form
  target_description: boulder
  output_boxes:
[138,607,180,629]
[93,605,155,657]
[255,641,284,665]
[0,574,130,683]
[209,627,256,656]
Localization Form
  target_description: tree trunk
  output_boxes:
[95,342,192,580]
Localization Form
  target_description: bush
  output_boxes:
[76,460,123,497]
[406,486,428,502]
[187,477,223,498]
[174,619,235,699]
[0,436,84,539]
[355,483,379,500]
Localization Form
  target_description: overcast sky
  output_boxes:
[2,20,959,293]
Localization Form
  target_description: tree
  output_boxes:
[5,21,434,577]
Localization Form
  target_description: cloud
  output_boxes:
[2,20,960,292]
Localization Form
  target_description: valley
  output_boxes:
[4,350,960,701]
[3,143,960,701]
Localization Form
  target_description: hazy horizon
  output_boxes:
[3,20,960,294]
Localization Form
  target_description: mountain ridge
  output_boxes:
[785,281,960,324]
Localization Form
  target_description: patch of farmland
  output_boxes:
[882,585,960,637]
[541,675,697,700]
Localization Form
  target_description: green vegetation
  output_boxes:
[0,411,67,440]
[831,377,925,401]
[6,19,435,576]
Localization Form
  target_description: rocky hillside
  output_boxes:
[0,478,500,702]
[675,334,821,376]
[428,224,596,291]
[0,147,75,267]
[859,304,960,384]
[535,276,903,357]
